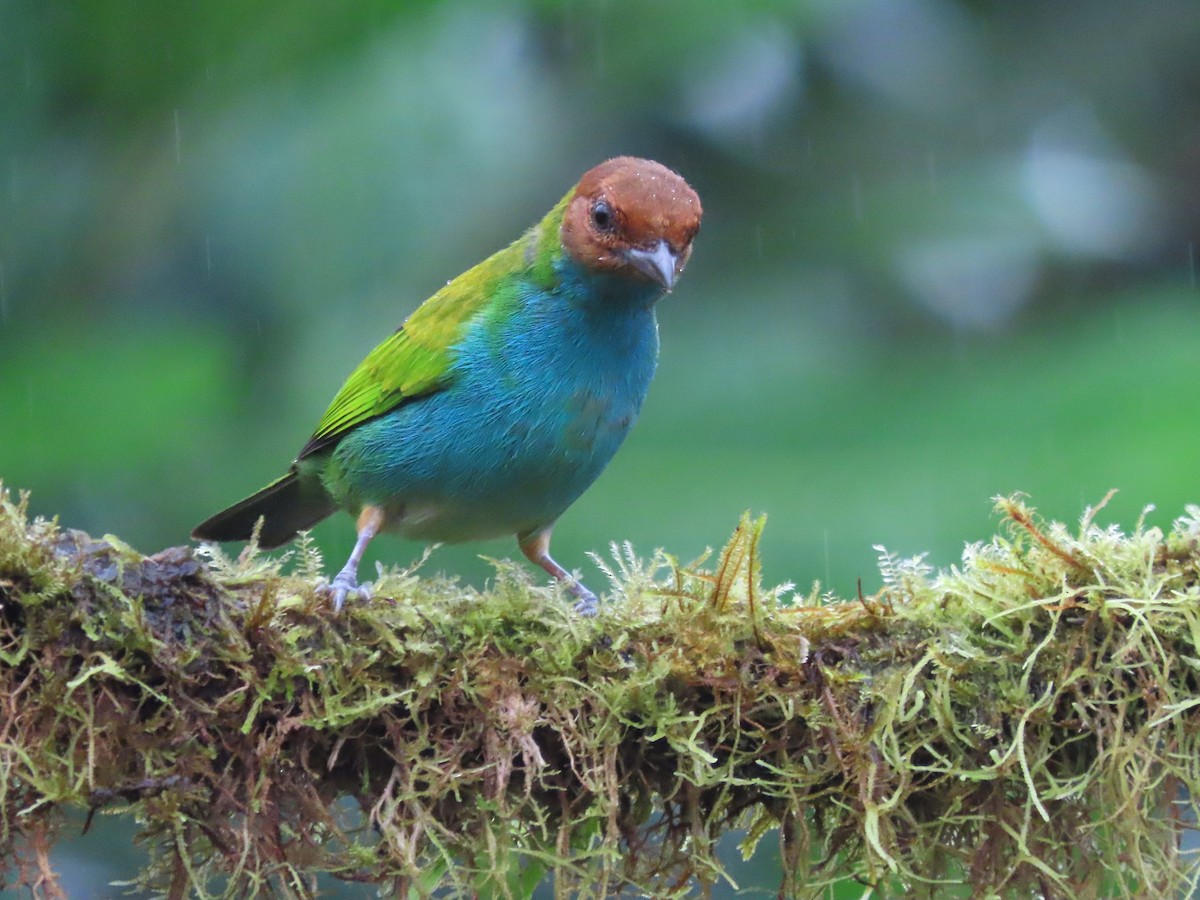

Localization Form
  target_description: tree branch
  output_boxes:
[1,484,1199,898]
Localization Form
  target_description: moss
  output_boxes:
[1,484,1199,898]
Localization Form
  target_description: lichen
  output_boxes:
[1,483,1199,898]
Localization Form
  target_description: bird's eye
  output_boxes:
[590,199,615,233]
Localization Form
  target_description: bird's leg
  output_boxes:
[519,527,599,617]
[321,505,385,613]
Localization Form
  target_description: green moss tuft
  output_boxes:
[2,485,1200,898]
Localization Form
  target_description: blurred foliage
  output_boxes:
[2,0,1199,894]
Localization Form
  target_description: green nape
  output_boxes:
[2,483,1200,898]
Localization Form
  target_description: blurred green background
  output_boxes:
[3,0,1199,895]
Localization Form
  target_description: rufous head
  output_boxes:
[561,156,702,291]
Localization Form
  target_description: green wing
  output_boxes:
[295,237,533,460]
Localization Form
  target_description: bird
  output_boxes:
[192,156,702,615]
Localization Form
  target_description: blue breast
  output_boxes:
[321,259,662,542]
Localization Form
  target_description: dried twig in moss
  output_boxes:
[2,483,1200,898]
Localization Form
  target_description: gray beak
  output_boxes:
[622,239,678,290]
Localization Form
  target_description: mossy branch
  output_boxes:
[2,484,1200,899]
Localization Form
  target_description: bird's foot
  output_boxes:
[517,529,600,617]
[317,571,372,613]
[568,581,599,618]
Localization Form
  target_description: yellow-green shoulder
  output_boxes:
[295,203,568,459]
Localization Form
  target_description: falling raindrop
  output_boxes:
[823,528,831,592]
[850,173,864,221]
[754,224,764,259]
[593,23,605,79]
[173,109,182,164]
[926,151,939,195]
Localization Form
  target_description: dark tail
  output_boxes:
[191,470,337,550]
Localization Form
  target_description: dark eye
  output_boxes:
[590,199,615,233]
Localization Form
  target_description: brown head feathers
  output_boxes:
[560,157,702,290]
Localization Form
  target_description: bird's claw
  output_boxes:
[317,572,372,613]
[569,582,599,618]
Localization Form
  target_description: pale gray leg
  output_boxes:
[519,527,599,617]
[321,505,385,612]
